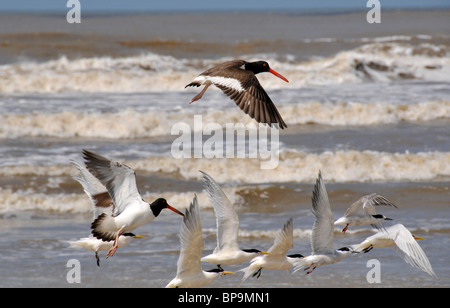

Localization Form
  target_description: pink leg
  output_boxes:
[189,84,210,104]
[304,263,316,274]
[106,227,124,258]
[342,224,349,233]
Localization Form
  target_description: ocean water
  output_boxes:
[0,10,449,288]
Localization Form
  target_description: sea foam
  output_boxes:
[1,150,448,183]
[0,42,449,94]
[1,100,448,139]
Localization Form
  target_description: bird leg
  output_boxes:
[106,227,124,258]
[306,266,316,275]
[189,84,210,104]
[252,268,262,279]
[95,252,100,267]
[304,264,316,274]
[363,245,374,253]
[342,224,349,233]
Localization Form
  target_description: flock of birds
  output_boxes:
[67,60,437,287]
[68,150,437,288]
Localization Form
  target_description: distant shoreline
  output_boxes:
[0,7,449,17]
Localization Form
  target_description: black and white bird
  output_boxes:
[185,60,288,129]
[293,171,355,275]
[166,195,235,288]
[200,171,270,269]
[68,160,145,266]
[352,224,437,279]
[334,193,397,233]
[82,149,184,258]
[240,217,304,280]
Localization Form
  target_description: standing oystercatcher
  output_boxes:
[185,60,288,129]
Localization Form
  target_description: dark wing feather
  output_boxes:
[199,60,286,129]
[215,74,287,129]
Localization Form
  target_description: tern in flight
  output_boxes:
[240,217,304,280]
[199,171,270,270]
[334,193,397,233]
[293,171,354,275]
[166,195,235,288]
[352,223,437,279]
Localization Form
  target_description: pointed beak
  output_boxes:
[413,236,426,240]
[260,251,271,255]
[221,271,235,276]
[167,205,185,217]
[133,235,147,239]
[269,68,289,83]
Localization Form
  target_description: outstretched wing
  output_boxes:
[70,160,113,219]
[310,171,335,255]
[268,217,294,256]
[192,59,286,129]
[82,149,142,217]
[214,72,286,129]
[392,224,437,279]
[362,193,397,215]
[200,171,240,253]
[177,195,204,277]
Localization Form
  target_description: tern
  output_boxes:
[68,160,146,266]
[82,149,184,258]
[186,60,288,129]
[352,223,437,279]
[166,195,235,288]
[240,217,304,281]
[335,193,397,233]
[293,171,354,275]
[68,233,145,267]
[199,171,270,269]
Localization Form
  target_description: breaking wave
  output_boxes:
[1,150,448,184]
[0,100,448,139]
[0,41,449,93]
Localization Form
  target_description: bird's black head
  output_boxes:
[242,248,262,254]
[337,246,354,253]
[372,214,392,221]
[287,253,305,259]
[149,198,168,216]
[206,268,235,276]
[244,61,271,74]
[122,232,136,237]
[244,61,289,82]
[149,198,185,217]
[206,268,223,274]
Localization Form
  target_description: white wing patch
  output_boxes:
[208,76,245,92]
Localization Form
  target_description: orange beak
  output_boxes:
[269,68,289,83]
[167,205,185,217]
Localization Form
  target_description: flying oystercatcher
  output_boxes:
[185,60,289,129]
[82,149,185,258]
